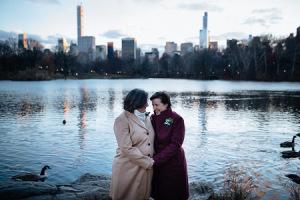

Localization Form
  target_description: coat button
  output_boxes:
[148,154,151,157]
[146,132,149,135]
[148,143,150,146]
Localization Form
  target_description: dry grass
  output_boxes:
[284,182,300,200]
[209,167,259,200]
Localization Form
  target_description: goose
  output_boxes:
[280,136,296,148]
[11,165,51,182]
[285,174,300,184]
[281,150,300,158]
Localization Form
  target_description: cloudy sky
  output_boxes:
[0,0,299,51]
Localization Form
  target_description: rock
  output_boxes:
[0,181,58,200]
[72,173,111,184]
[57,185,82,193]
[0,173,213,200]
[188,181,214,200]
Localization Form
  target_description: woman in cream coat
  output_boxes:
[110,89,155,200]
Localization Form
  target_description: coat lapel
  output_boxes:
[125,111,149,131]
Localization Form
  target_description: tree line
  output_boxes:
[0,31,299,81]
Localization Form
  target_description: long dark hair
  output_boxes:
[124,89,148,113]
[150,91,172,108]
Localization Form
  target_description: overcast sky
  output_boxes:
[0,0,299,51]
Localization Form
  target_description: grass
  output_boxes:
[208,167,258,200]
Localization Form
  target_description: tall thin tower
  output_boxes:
[199,12,208,49]
[203,12,208,30]
[77,4,84,44]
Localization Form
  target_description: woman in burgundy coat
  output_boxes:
[150,92,189,200]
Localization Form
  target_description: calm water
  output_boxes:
[1,79,300,198]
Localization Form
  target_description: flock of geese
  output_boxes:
[280,133,300,185]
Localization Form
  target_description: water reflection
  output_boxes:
[199,98,208,133]
[18,100,44,117]
[0,95,44,118]
[108,88,115,112]
[1,80,300,198]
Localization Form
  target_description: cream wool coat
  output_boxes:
[109,111,155,200]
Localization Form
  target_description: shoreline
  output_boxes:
[0,173,213,200]
[1,73,300,83]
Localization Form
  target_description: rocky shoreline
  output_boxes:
[0,173,213,200]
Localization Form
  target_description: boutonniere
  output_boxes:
[164,117,173,126]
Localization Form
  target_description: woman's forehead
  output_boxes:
[151,98,161,103]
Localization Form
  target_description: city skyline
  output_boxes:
[0,0,300,52]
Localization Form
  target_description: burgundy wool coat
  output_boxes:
[151,108,189,200]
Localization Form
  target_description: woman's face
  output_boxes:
[137,102,149,113]
[151,98,168,115]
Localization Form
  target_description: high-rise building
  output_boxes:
[78,36,95,60]
[58,38,68,52]
[122,38,137,60]
[78,36,95,53]
[180,43,193,56]
[227,39,238,49]
[96,45,107,61]
[144,48,159,63]
[194,45,200,52]
[28,39,43,50]
[152,48,159,59]
[114,50,121,59]
[18,33,28,49]
[199,12,209,49]
[297,26,300,38]
[69,42,79,56]
[165,42,177,56]
[136,48,142,63]
[209,41,218,50]
[107,42,114,60]
[77,4,84,45]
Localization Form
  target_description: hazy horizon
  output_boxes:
[0,0,299,52]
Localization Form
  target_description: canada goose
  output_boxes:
[280,136,296,148]
[281,150,300,158]
[11,165,51,182]
[285,174,300,184]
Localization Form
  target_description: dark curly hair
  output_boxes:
[150,91,172,108]
[124,89,148,113]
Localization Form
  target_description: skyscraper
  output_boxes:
[18,33,28,49]
[203,12,208,29]
[122,38,137,60]
[77,4,83,45]
[209,41,218,50]
[165,42,177,56]
[69,42,79,56]
[199,12,209,49]
[96,45,107,61]
[78,36,96,60]
[78,36,95,53]
[57,38,68,52]
[107,42,114,61]
[180,43,193,56]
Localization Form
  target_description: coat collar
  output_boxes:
[154,108,172,118]
[124,111,150,131]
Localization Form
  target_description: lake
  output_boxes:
[0,79,300,199]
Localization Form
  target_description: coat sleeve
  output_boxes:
[153,116,185,167]
[114,116,154,170]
